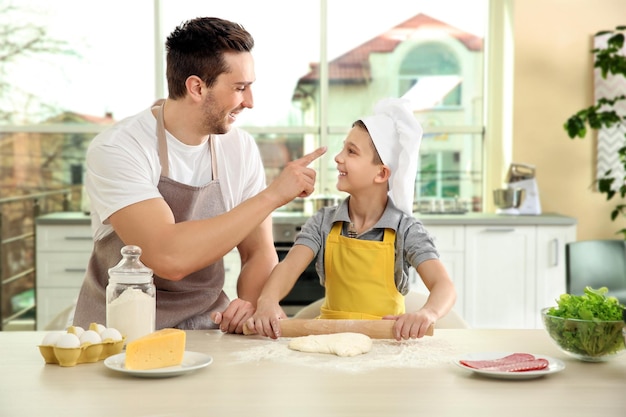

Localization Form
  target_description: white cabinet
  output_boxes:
[534,225,577,327]
[412,220,576,329]
[411,225,465,316]
[36,222,92,330]
[464,225,536,328]
[463,224,576,329]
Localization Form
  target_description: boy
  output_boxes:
[248,98,456,340]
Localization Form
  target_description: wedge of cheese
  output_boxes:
[124,328,186,370]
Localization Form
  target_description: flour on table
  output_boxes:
[288,332,372,357]
[230,335,463,373]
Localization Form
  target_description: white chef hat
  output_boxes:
[360,98,423,215]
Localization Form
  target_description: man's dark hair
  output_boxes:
[165,17,254,99]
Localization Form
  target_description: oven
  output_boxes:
[272,218,325,314]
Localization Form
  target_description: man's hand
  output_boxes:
[210,298,255,334]
[266,146,327,205]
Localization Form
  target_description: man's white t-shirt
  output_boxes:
[85,107,266,241]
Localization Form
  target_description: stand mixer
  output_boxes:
[495,163,542,215]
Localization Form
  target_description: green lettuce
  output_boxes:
[547,286,625,321]
[544,287,626,358]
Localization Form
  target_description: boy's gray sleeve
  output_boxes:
[403,221,440,268]
[293,210,324,255]
[294,210,327,284]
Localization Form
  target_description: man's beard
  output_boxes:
[200,93,230,135]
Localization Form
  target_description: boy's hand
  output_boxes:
[246,302,288,339]
[383,309,436,340]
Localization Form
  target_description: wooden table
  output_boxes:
[1,329,624,417]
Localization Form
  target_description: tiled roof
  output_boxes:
[74,112,115,124]
[298,13,483,84]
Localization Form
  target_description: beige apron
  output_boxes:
[74,100,230,330]
[320,222,404,319]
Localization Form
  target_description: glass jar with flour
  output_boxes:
[106,245,156,344]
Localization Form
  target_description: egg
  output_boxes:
[66,325,85,337]
[100,328,123,342]
[56,333,81,348]
[89,322,106,334]
[41,332,63,346]
[79,330,102,345]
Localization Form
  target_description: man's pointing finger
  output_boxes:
[294,146,327,166]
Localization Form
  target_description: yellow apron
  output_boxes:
[320,222,405,319]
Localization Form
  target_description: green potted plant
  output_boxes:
[564,25,626,238]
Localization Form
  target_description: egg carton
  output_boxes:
[38,323,125,367]
[39,339,125,367]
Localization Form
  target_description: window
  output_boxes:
[1,0,489,212]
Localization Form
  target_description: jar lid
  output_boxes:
[108,245,153,284]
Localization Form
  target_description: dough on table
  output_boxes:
[287,332,372,357]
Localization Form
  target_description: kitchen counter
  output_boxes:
[415,212,576,226]
[38,211,577,227]
[35,211,91,225]
[1,329,623,417]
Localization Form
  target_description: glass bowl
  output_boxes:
[541,307,626,362]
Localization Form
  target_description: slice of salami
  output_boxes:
[460,353,535,369]
[460,353,548,372]
[480,358,549,372]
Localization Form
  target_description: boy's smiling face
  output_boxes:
[334,125,387,194]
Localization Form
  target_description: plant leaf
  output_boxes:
[608,33,625,50]
[564,117,586,138]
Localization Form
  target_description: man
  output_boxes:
[73,17,326,333]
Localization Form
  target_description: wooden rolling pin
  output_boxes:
[243,319,434,339]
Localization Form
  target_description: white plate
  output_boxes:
[104,351,213,378]
[453,352,565,380]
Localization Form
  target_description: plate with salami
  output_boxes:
[454,352,565,380]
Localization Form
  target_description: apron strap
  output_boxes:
[209,135,217,180]
[154,99,170,178]
[154,99,217,180]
